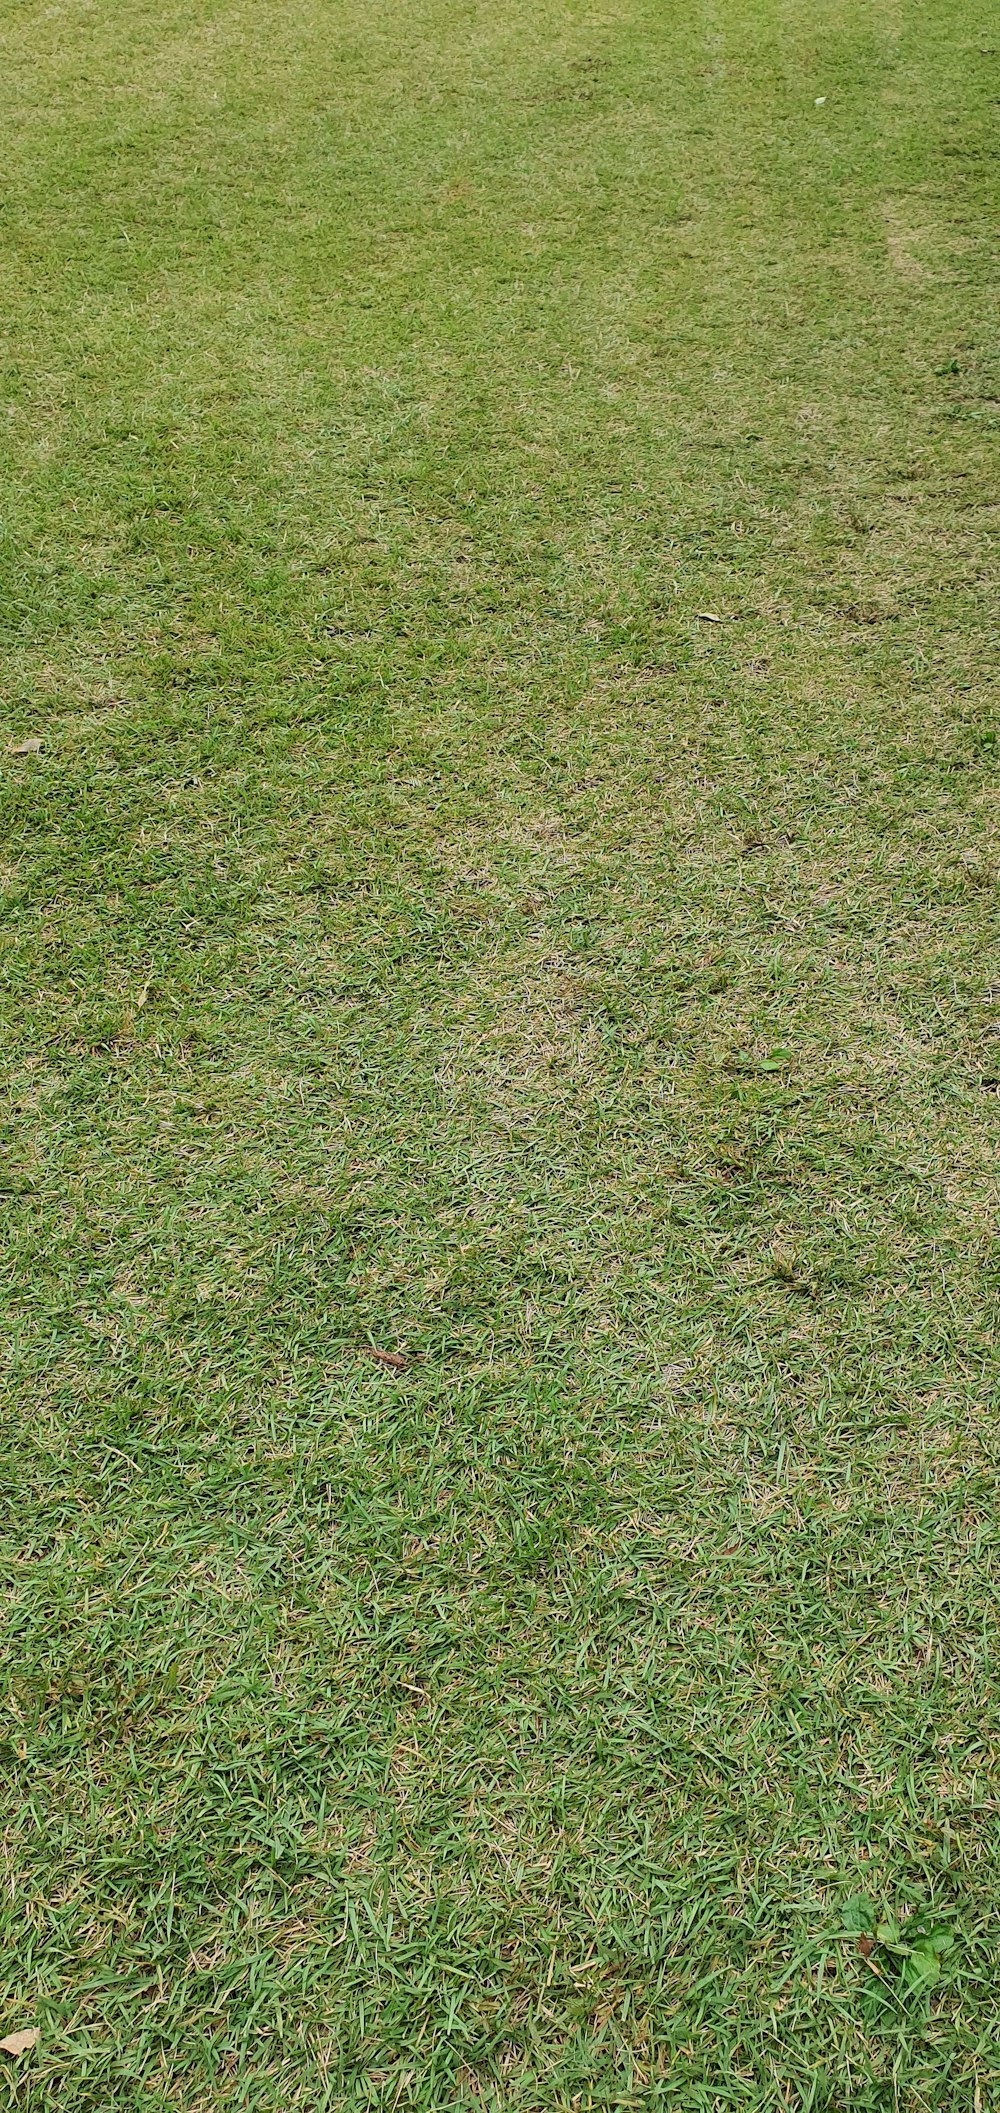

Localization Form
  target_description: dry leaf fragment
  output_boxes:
[366,1347,407,1370]
[0,2029,38,2056]
[696,611,722,623]
[8,739,42,756]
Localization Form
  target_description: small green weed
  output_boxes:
[843,1897,958,2024]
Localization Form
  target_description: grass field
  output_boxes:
[1,0,998,2104]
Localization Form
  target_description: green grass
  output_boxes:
[0,0,998,2103]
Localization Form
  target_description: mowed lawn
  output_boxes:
[1,0,998,2105]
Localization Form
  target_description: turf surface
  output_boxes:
[0,0,998,2104]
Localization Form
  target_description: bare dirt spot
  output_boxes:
[881,200,931,280]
